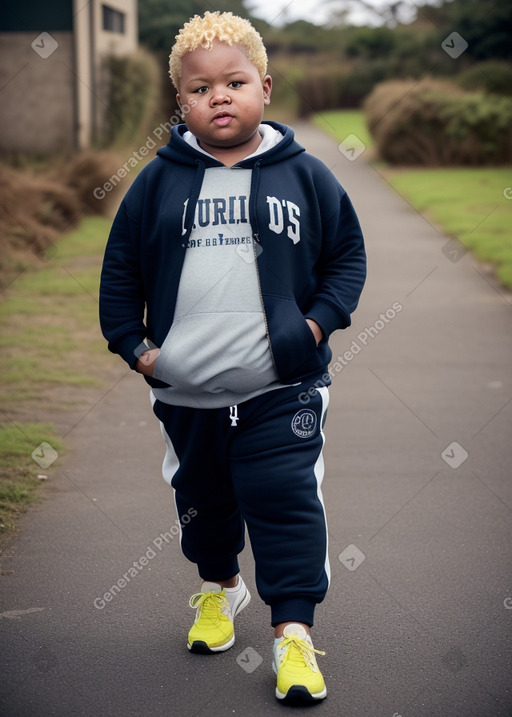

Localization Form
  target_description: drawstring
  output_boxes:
[229,405,239,427]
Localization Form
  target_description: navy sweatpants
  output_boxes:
[151,384,330,627]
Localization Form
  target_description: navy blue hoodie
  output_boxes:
[99,121,366,390]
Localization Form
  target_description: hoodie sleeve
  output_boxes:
[99,199,147,369]
[305,184,366,339]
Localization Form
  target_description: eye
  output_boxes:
[229,81,243,89]
[195,86,208,94]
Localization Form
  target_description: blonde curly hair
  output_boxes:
[169,11,268,89]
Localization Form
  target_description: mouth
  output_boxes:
[212,112,234,127]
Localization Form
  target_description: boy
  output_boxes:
[99,11,366,705]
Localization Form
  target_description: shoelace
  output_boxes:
[278,635,326,673]
[189,591,230,620]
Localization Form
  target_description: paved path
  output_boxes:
[1,123,511,716]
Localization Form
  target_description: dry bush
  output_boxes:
[364,79,461,165]
[56,150,125,214]
[0,167,81,259]
[0,149,124,285]
[364,78,512,166]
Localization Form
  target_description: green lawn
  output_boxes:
[0,215,113,537]
[313,110,373,151]
[0,423,65,533]
[0,216,112,408]
[315,110,512,289]
[385,168,512,288]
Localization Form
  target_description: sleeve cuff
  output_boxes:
[305,298,350,338]
[109,332,148,370]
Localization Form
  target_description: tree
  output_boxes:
[418,0,512,60]
[322,0,416,27]
[138,0,251,54]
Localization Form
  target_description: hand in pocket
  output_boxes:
[305,319,323,346]
[136,348,161,376]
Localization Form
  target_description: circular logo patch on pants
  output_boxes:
[291,409,317,438]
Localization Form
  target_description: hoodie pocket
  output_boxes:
[264,296,321,380]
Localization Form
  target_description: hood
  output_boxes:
[156,121,305,168]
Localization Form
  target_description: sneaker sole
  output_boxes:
[187,586,251,654]
[188,636,235,654]
[276,685,327,704]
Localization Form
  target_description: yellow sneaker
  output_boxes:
[187,578,251,654]
[273,624,327,703]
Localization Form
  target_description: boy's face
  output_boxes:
[176,41,272,157]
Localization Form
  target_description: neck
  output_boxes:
[198,132,262,167]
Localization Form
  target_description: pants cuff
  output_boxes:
[197,556,240,583]
[270,598,317,628]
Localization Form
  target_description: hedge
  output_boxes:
[364,79,512,165]
[456,61,512,97]
[101,49,161,148]
[296,63,391,116]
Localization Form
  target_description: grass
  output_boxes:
[315,110,512,289]
[384,168,512,288]
[0,216,114,538]
[0,423,65,533]
[0,216,112,411]
[313,110,374,151]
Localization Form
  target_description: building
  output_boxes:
[0,0,138,154]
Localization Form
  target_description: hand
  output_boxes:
[135,348,160,377]
[305,319,323,346]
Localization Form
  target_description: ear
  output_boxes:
[262,75,272,106]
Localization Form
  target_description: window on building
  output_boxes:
[102,5,125,34]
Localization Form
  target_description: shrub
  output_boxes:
[0,166,81,260]
[101,49,161,147]
[296,63,388,116]
[364,79,512,165]
[0,149,124,285]
[298,67,348,116]
[56,150,125,214]
[457,61,512,97]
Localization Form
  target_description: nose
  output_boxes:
[210,88,231,106]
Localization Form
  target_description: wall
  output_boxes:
[0,32,75,154]
[91,0,139,146]
[0,0,138,154]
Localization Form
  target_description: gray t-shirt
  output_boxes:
[152,125,288,408]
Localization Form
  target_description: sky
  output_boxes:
[245,0,422,27]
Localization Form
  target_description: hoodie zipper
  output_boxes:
[249,160,278,375]
[252,232,277,374]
